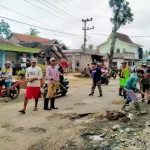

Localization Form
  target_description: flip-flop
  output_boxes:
[33,107,38,111]
[18,110,25,114]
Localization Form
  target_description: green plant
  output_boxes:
[37,64,47,76]
[17,70,26,79]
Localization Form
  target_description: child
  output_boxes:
[121,69,146,114]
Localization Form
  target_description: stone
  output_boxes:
[89,135,104,141]
[99,133,106,137]
[125,128,131,132]
[112,124,120,131]
[120,129,124,134]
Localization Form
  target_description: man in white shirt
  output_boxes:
[19,58,43,114]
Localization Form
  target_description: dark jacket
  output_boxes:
[92,67,102,82]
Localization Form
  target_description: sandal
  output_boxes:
[18,110,25,114]
[33,107,38,111]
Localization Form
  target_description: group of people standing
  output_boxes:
[19,57,65,114]
[119,62,150,114]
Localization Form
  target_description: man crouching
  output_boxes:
[121,69,146,114]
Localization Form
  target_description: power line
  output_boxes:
[24,0,81,27]
[37,0,81,24]
[0,4,64,32]
[43,0,81,22]
[0,16,83,36]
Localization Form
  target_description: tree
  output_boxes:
[80,44,84,49]
[88,44,94,50]
[108,0,134,68]
[0,19,11,39]
[25,28,40,36]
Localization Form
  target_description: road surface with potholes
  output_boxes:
[1,76,146,150]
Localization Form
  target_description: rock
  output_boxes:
[89,135,104,141]
[119,138,125,142]
[99,133,106,137]
[125,128,131,132]
[112,124,120,131]
[113,147,121,150]
[120,129,124,133]
[111,134,117,138]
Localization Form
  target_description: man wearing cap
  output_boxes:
[89,62,103,97]
[0,61,12,102]
[119,61,130,97]
[44,57,59,110]
[19,58,43,114]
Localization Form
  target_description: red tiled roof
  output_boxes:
[12,33,55,44]
[116,32,141,46]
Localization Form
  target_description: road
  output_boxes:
[0,76,122,150]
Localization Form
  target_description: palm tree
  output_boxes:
[25,28,40,36]
[88,44,94,50]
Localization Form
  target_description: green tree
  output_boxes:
[88,44,94,50]
[80,44,84,49]
[0,19,11,39]
[25,28,40,36]
[108,0,134,68]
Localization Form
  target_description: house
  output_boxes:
[63,49,103,72]
[20,42,67,63]
[99,32,143,68]
[0,37,40,69]
[6,32,68,63]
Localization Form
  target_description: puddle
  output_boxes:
[89,135,104,141]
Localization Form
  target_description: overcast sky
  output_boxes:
[1,0,150,50]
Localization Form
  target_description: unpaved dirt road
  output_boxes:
[0,76,123,150]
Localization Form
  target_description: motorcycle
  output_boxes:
[101,73,109,85]
[0,77,20,99]
[43,78,69,98]
[108,68,118,79]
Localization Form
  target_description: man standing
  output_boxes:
[119,61,130,96]
[89,62,103,97]
[121,69,146,114]
[44,57,59,110]
[19,58,43,114]
[43,58,48,66]
[76,60,80,71]
[21,54,27,70]
[0,61,12,102]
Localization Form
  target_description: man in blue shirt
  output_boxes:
[89,62,103,97]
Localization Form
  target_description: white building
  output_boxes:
[99,32,143,68]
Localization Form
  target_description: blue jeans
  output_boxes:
[125,89,138,102]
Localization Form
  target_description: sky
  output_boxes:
[0,0,150,50]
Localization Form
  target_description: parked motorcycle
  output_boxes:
[43,78,69,98]
[101,73,109,85]
[0,77,20,99]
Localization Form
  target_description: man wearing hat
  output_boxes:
[119,61,130,97]
[89,62,103,97]
[19,58,43,114]
[44,57,59,110]
[0,61,12,102]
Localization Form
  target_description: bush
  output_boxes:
[17,70,26,79]
[37,64,47,76]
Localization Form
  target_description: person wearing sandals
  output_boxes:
[19,58,43,114]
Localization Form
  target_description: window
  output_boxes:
[116,48,120,53]
[123,48,126,52]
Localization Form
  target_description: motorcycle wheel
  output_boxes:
[113,73,117,79]
[9,87,20,99]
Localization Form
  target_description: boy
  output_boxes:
[121,69,146,114]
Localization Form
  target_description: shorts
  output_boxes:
[25,87,41,100]
[144,84,150,91]
[5,82,12,88]
[125,89,138,102]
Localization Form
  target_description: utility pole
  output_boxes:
[82,18,94,52]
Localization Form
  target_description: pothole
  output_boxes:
[74,103,86,106]
[29,127,47,133]
[12,127,24,132]
[69,113,93,121]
